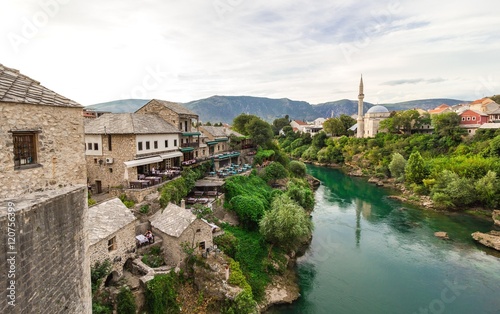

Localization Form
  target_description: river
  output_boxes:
[269,165,500,314]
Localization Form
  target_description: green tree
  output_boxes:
[474,170,500,208]
[289,160,306,177]
[259,194,313,253]
[272,115,290,135]
[339,114,356,132]
[312,132,328,148]
[230,195,266,229]
[431,112,466,144]
[405,151,427,184]
[233,114,254,135]
[388,153,406,180]
[246,118,274,148]
[323,118,345,136]
[260,162,288,184]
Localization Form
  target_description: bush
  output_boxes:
[214,233,239,258]
[145,272,180,314]
[142,247,165,268]
[91,260,112,294]
[88,198,97,206]
[139,204,149,214]
[260,162,288,184]
[116,286,136,314]
[289,160,306,177]
[388,153,406,179]
[230,195,266,229]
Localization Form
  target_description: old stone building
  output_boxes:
[0,64,91,313]
[84,113,182,192]
[135,99,202,161]
[88,198,137,282]
[150,202,214,267]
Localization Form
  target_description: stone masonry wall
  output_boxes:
[136,101,181,130]
[0,186,91,314]
[154,219,213,267]
[88,221,136,278]
[86,134,137,191]
[0,103,86,199]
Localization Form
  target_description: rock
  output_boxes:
[493,210,500,226]
[472,231,500,251]
[259,269,300,312]
[434,231,449,239]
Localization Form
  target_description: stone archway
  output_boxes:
[104,271,119,287]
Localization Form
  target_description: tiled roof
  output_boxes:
[84,113,181,134]
[461,109,488,116]
[293,120,308,125]
[0,63,81,107]
[139,99,197,116]
[150,203,196,237]
[88,198,136,246]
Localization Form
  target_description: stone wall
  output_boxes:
[88,221,136,278]
[0,186,91,314]
[0,103,86,199]
[136,101,183,131]
[86,134,137,191]
[153,219,213,267]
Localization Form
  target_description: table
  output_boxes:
[130,180,149,189]
[136,234,149,246]
[145,176,161,185]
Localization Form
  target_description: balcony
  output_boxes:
[181,142,200,148]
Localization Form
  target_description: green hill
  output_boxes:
[86,96,468,124]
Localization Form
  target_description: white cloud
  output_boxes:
[1,0,499,105]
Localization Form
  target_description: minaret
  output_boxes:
[357,75,365,138]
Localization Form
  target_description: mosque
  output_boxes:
[355,76,391,138]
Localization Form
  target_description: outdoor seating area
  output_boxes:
[130,167,182,189]
[216,163,252,178]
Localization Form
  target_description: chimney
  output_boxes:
[181,199,186,209]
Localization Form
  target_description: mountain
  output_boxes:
[86,96,469,124]
[85,99,150,113]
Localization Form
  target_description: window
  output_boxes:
[94,143,99,150]
[174,139,177,146]
[108,134,112,151]
[184,121,188,132]
[108,237,117,251]
[196,151,198,157]
[472,117,476,121]
[146,141,150,149]
[13,132,38,169]
[138,142,143,151]
[467,117,470,121]
[109,168,113,173]
[165,140,168,147]
[88,143,93,150]
[154,141,158,149]
[199,241,205,250]
[179,123,182,131]
[94,158,98,164]
[462,117,465,121]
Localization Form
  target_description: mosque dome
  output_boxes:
[366,105,389,114]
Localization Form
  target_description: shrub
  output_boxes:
[142,247,165,268]
[388,153,406,179]
[88,198,97,206]
[116,286,136,314]
[145,272,180,314]
[214,233,239,258]
[139,204,149,214]
[289,160,306,177]
[91,260,112,294]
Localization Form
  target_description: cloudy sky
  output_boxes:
[1,0,499,106]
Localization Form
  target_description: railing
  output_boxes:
[181,142,200,148]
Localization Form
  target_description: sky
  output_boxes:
[1,0,499,106]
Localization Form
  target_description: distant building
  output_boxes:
[290,119,324,134]
[459,109,490,135]
[353,76,390,138]
[82,108,110,119]
[428,104,451,114]
[88,198,137,284]
[0,63,91,313]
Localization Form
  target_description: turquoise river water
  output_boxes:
[269,165,500,314]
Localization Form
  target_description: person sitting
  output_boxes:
[145,230,154,244]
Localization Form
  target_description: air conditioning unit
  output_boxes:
[105,157,114,164]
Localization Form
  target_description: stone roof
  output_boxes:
[85,113,181,134]
[0,63,81,108]
[150,202,196,238]
[479,123,500,129]
[88,198,137,246]
[139,99,197,116]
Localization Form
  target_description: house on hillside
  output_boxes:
[88,198,137,283]
[84,113,182,192]
[150,202,214,267]
[428,104,451,114]
[135,99,202,163]
[0,63,91,313]
[459,109,489,135]
[290,119,324,134]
